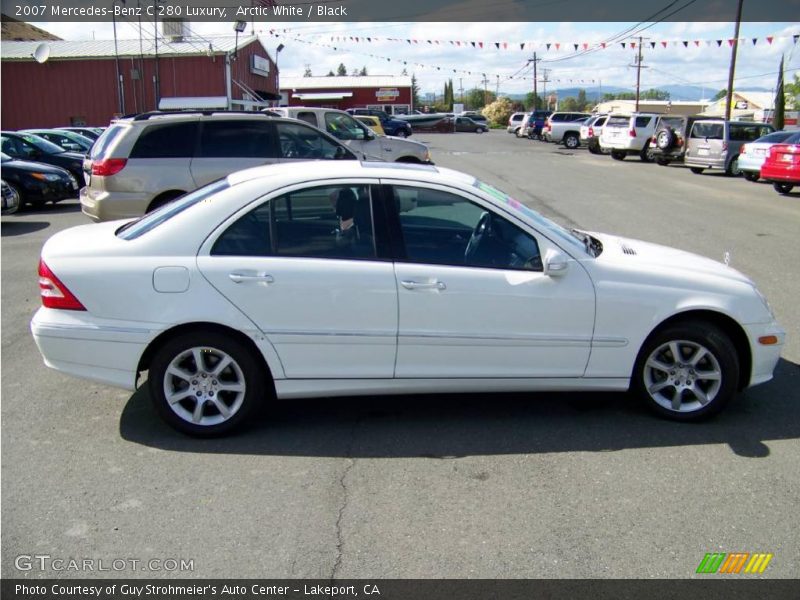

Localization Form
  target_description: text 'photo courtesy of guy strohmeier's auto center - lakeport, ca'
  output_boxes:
[1,0,800,598]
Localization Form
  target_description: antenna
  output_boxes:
[33,43,51,64]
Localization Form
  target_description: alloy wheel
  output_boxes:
[643,340,722,413]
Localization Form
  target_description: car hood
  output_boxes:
[1,158,72,176]
[589,232,752,285]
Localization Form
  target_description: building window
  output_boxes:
[70,116,87,126]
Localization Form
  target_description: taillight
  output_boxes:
[722,142,728,153]
[91,158,127,177]
[629,128,636,137]
[740,144,747,154]
[588,126,594,137]
[784,144,800,154]
[677,138,684,147]
[38,259,86,311]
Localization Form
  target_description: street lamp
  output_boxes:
[234,20,247,58]
[275,43,285,107]
[112,0,126,114]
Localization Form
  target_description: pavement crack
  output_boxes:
[330,420,359,580]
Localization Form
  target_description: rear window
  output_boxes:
[658,117,684,131]
[634,116,653,128]
[755,131,795,144]
[691,123,724,139]
[130,121,198,158]
[198,120,278,158]
[594,116,608,126]
[606,116,631,128]
[89,124,126,160]
[116,179,230,240]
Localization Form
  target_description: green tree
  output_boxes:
[774,56,785,130]
[303,66,312,77]
[465,87,495,110]
[576,89,588,111]
[786,74,800,104]
[326,70,335,77]
[641,88,671,101]
[411,75,421,110]
[336,63,347,76]
[359,66,368,76]
[712,89,727,101]
[525,92,544,110]
[560,97,579,111]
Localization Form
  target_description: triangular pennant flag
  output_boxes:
[435,40,440,45]
[471,41,476,48]
[367,37,371,42]
[716,40,723,47]
[694,40,700,47]
[406,39,411,44]
[503,42,507,49]
[495,42,500,49]
[766,36,773,44]
[752,38,757,45]
[574,43,579,51]
[555,42,561,50]
[478,42,483,48]
[794,34,799,44]
[583,42,589,50]
[456,41,460,46]
[650,41,656,48]
[520,43,525,50]
[621,42,626,49]
[546,43,551,50]
[601,42,606,49]
[683,41,688,47]
[660,40,667,48]
[631,42,636,49]
[427,40,432,44]
[728,39,735,46]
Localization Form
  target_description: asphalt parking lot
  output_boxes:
[2,130,799,579]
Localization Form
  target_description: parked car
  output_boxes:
[459,111,488,124]
[1,131,86,185]
[0,152,79,208]
[684,120,775,176]
[271,107,431,164]
[345,108,413,137]
[736,130,796,182]
[543,112,593,148]
[650,115,722,166]
[57,127,104,141]
[600,113,660,161]
[1,179,20,215]
[22,129,95,153]
[759,131,800,194]
[80,111,361,222]
[454,116,488,133]
[507,112,526,134]
[353,115,385,136]
[580,114,608,154]
[31,161,783,435]
[521,110,553,140]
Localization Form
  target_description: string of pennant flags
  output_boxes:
[272,30,799,52]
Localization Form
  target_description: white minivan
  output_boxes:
[269,107,432,164]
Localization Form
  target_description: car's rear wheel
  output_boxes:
[656,157,670,166]
[690,167,705,174]
[743,171,759,182]
[633,321,739,421]
[639,142,655,163]
[611,150,626,161]
[774,182,794,195]
[6,182,34,210]
[563,133,580,149]
[725,156,741,176]
[149,331,265,436]
[395,130,408,138]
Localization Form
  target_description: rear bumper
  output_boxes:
[737,154,766,173]
[31,307,153,390]
[760,164,800,183]
[745,320,785,388]
[80,187,151,222]
[684,156,726,170]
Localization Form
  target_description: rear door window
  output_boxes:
[324,112,366,140]
[275,122,353,160]
[198,120,279,158]
[130,121,198,158]
[634,116,653,128]
[606,116,630,128]
[690,123,724,139]
[89,124,126,159]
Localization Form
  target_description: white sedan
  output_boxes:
[32,162,784,435]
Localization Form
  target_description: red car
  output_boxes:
[760,131,800,195]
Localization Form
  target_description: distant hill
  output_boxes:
[502,85,773,102]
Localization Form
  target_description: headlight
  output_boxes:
[31,173,62,182]
[752,284,775,319]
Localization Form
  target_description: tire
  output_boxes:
[690,167,705,174]
[743,171,759,182]
[774,182,794,195]
[725,156,741,177]
[6,182,35,210]
[563,133,580,149]
[611,150,626,161]
[639,142,655,163]
[394,130,408,138]
[149,330,267,436]
[656,158,670,166]
[588,143,601,155]
[632,320,739,421]
[513,127,521,135]
[656,128,675,151]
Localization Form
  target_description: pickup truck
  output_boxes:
[543,112,593,148]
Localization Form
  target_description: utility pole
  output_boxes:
[459,78,464,103]
[630,36,649,112]
[481,74,489,106]
[528,52,540,108]
[725,0,745,121]
[496,74,500,97]
[541,68,551,109]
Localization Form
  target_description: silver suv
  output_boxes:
[80,111,358,222]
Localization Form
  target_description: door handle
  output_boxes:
[400,280,446,291]
[229,273,274,284]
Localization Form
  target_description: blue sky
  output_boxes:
[33,21,800,98]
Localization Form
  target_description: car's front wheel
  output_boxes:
[743,171,759,182]
[633,321,739,421]
[563,133,580,149]
[690,167,705,174]
[774,182,794,195]
[149,331,266,436]
[611,150,626,161]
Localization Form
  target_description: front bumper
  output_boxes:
[745,320,786,387]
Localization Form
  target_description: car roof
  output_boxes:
[226,160,473,189]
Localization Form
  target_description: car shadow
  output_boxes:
[119,359,800,459]
[1,221,50,236]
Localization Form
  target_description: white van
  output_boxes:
[269,107,432,164]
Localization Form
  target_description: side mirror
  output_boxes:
[543,249,569,277]
[364,130,375,141]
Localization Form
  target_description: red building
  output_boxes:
[1,30,279,129]
[280,76,413,115]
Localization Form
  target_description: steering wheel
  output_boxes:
[464,211,494,262]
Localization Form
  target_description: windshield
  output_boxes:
[19,133,66,154]
[473,180,589,256]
